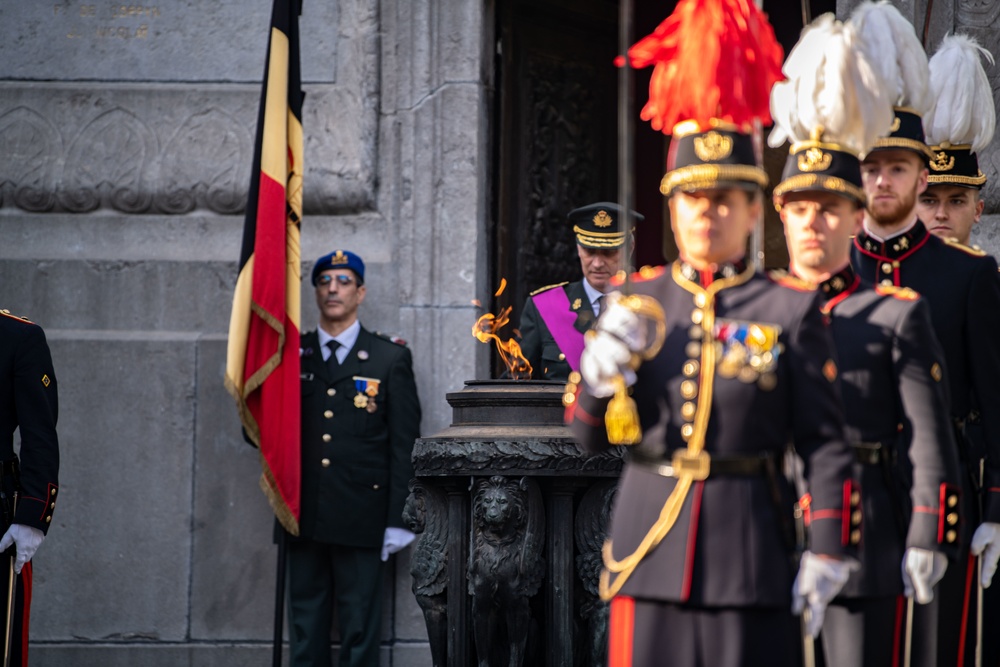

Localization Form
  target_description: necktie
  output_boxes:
[596,295,606,316]
[326,340,341,373]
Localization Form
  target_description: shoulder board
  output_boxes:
[943,237,988,257]
[529,281,569,297]
[0,309,33,324]
[612,265,664,287]
[874,285,920,301]
[374,331,408,346]
[767,270,815,292]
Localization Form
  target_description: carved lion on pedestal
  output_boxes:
[468,475,545,667]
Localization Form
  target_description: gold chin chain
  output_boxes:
[599,262,755,601]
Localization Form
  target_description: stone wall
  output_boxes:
[0,0,492,664]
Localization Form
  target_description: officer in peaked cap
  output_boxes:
[517,202,642,381]
[568,118,860,666]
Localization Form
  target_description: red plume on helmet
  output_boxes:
[617,0,785,133]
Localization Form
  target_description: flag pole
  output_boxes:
[273,530,287,667]
[618,0,635,290]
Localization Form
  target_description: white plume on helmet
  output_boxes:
[850,1,932,115]
[924,34,996,153]
[768,13,894,155]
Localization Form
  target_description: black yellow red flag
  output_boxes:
[225,0,304,536]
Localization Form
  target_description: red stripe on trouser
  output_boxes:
[892,595,903,667]
[10,561,32,667]
[957,553,975,667]
[608,595,635,667]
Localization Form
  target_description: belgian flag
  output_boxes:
[225,0,304,536]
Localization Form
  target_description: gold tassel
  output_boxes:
[606,375,641,445]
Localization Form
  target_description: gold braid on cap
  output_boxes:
[660,164,768,195]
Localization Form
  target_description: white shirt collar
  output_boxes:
[317,320,361,362]
[582,279,604,311]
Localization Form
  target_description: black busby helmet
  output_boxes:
[769,14,894,208]
[568,202,644,249]
[923,35,996,189]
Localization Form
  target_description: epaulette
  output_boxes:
[767,270,815,292]
[611,265,664,286]
[529,281,568,297]
[374,331,408,346]
[874,285,920,301]
[943,237,988,257]
[0,309,32,324]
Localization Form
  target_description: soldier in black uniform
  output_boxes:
[916,35,995,247]
[848,30,1000,667]
[518,203,642,381]
[562,27,870,650]
[285,250,421,667]
[0,309,60,667]
[768,17,964,660]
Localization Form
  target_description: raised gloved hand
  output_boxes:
[0,524,45,574]
[971,522,1000,588]
[902,547,948,603]
[792,551,859,638]
[598,293,647,352]
[381,527,416,562]
[579,293,644,398]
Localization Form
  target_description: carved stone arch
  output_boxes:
[0,106,62,212]
[956,0,1000,28]
[60,107,157,213]
[158,108,252,214]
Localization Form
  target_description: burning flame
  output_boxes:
[472,285,532,379]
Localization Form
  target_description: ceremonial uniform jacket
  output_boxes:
[815,267,962,598]
[852,221,1000,526]
[0,311,59,532]
[519,280,596,381]
[295,327,420,548]
[569,262,856,608]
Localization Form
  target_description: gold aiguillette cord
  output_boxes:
[600,267,731,600]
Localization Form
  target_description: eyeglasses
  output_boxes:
[317,274,356,288]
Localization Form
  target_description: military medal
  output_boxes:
[712,319,782,387]
[353,376,381,411]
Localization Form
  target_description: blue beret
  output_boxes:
[311,249,365,285]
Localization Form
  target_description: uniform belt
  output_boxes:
[851,442,890,465]
[633,450,775,480]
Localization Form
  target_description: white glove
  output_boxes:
[598,293,647,352]
[902,547,948,603]
[971,522,1000,588]
[579,331,634,398]
[0,524,45,574]
[792,551,858,638]
[380,527,416,562]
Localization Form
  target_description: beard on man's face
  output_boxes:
[868,188,917,228]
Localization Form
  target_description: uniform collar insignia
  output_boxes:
[856,221,928,260]
[818,266,856,299]
[678,259,748,287]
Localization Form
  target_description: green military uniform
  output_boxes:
[286,325,420,667]
[518,202,641,382]
[518,280,596,381]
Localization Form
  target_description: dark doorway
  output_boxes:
[491,0,837,375]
